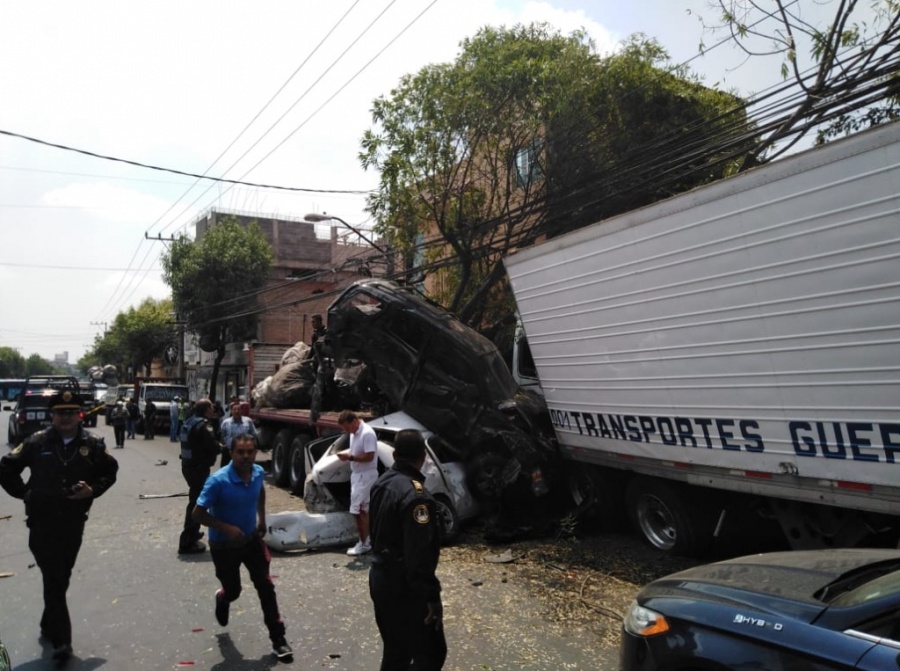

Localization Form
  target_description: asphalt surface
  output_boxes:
[0,415,614,670]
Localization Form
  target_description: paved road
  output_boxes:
[0,416,613,671]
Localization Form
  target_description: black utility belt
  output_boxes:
[371,553,404,567]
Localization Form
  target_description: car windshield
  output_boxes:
[817,561,900,605]
[145,386,188,402]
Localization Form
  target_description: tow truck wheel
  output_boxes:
[625,478,712,558]
[288,434,310,495]
[271,429,296,487]
[434,494,459,543]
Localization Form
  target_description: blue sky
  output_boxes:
[0,0,856,361]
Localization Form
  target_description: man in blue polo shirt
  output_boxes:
[192,434,293,662]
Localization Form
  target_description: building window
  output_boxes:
[514,141,543,189]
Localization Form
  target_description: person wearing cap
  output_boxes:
[178,398,222,554]
[368,429,446,670]
[0,389,118,663]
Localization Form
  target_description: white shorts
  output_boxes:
[349,470,378,514]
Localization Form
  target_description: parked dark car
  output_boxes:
[620,548,900,671]
[6,375,81,445]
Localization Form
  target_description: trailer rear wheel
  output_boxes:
[256,425,276,452]
[626,478,711,557]
[271,429,296,487]
[288,434,310,494]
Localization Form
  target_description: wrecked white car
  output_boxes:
[266,413,478,551]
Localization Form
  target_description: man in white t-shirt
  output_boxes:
[336,410,378,556]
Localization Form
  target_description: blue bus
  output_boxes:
[0,379,26,404]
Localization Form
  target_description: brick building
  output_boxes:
[184,208,382,401]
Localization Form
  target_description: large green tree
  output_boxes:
[704,0,900,160]
[0,347,26,378]
[79,297,175,379]
[161,217,272,401]
[24,353,55,376]
[360,25,750,326]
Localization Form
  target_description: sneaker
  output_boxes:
[215,589,229,626]
[272,639,293,661]
[346,540,372,556]
[178,541,206,555]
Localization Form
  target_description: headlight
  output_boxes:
[623,600,670,637]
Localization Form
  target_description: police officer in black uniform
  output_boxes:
[368,429,447,670]
[0,389,118,663]
[178,398,222,554]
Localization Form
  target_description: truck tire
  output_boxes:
[434,494,460,544]
[271,429,296,487]
[568,465,626,531]
[257,425,276,452]
[625,478,712,558]
[288,434,310,494]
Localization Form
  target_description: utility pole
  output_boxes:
[90,321,108,335]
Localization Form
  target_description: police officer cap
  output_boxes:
[393,429,426,461]
[48,389,84,411]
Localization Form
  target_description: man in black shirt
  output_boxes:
[178,398,222,554]
[368,429,446,670]
[0,390,118,663]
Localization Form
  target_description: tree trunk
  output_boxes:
[209,342,226,402]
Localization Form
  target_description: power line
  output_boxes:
[0,128,372,195]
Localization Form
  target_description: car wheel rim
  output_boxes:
[637,494,677,551]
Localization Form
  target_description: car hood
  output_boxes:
[639,549,900,623]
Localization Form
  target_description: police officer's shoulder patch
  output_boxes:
[412,503,430,525]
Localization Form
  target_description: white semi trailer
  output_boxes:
[505,121,900,555]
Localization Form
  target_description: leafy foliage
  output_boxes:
[360,24,750,327]
[0,346,59,377]
[79,297,175,378]
[704,0,900,158]
[0,347,27,378]
[161,217,272,400]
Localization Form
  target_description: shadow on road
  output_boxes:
[210,632,280,670]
